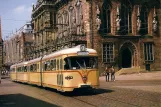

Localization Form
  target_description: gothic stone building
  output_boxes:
[31,0,161,73]
[4,22,33,70]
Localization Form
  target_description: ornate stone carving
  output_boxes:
[96,5,101,30]
[71,16,77,34]
[116,6,121,31]
[137,5,141,32]
[75,0,84,35]
[152,7,157,32]
[75,0,81,7]
[137,17,141,32]
[96,16,101,30]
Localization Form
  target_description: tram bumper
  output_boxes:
[78,83,91,88]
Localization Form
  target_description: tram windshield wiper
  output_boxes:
[83,60,86,69]
[76,60,83,69]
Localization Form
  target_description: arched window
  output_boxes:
[101,0,111,34]
[140,5,148,35]
[120,0,132,35]
[57,14,63,38]
[63,11,69,37]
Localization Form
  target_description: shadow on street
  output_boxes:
[60,88,114,97]
[0,94,59,107]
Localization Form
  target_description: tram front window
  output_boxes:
[64,57,98,70]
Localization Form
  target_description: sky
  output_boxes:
[0,0,37,40]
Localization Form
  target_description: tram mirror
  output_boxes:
[63,61,66,65]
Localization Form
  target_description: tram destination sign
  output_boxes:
[77,51,89,56]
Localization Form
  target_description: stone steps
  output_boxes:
[115,68,142,75]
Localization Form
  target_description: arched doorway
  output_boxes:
[122,48,132,68]
[119,41,138,69]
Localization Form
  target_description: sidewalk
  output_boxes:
[99,71,161,93]
[99,71,161,81]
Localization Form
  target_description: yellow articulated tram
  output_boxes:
[10,45,99,92]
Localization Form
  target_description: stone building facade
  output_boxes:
[92,0,161,73]
[31,0,86,59]
[31,0,161,73]
[4,22,33,69]
[0,17,3,73]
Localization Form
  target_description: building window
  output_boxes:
[140,5,148,35]
[103,43,114,63]
[57,14,63,38]
[101,0,111,34]
[63,11,69,37]
[144,43,154,61]
[119,0,132,35]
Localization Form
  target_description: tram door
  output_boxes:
[57,57,63,91]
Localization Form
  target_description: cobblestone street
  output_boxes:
[0,72,161,107]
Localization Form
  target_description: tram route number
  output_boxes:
[65,76,73,80]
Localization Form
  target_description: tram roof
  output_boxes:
[10,61,28,68]
[27,57,42,64]
[10,45,97,67]
[43,45,97,60]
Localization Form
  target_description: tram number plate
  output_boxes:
[77,51,89,56]
[81,85,90,88]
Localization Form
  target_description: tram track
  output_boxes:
[6,79,161,107]
[72,93,138,107]
[71,97,97,107]
[70,87,161,107]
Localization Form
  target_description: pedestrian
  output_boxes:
[110,66,115,81]
[105,64,110,82]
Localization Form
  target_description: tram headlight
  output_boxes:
[82,75,87,83]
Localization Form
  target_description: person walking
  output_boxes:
[105,64,110,82]
[110,66,115,81]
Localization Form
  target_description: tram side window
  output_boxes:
[57,59,59,70]
[19,67,21,72]
[64,58,70,70]
[22,67,24,72]
[50,60,53,70]
[46,61,51,71]
[16,68,18,72]
[13,68,16,72]
[27,66,30,72]
[17,67,20,72]
[51,59,56,71]
[43,61,50,71]
[60,59,63,70]
[33,64,37,72]
[37,64,39,70]
[43,62,47,71]
[11,68,15,72]
[24,66,27,72]
[14,68,16,72]
[20,67,22,72]
[30,65,33,72]
[21,67,24,72]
